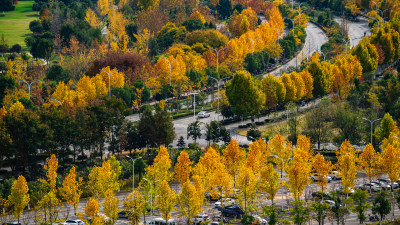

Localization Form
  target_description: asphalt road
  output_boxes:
[269,22,328,76]
[333,16,371,48]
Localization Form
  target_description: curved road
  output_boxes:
[270,22,328,76]
[334,16,370,48]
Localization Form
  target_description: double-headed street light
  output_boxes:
[126,156,142,190]
[189,92,198,123]
[51,98,62,105]
[208,76,230,122]
[20,79,39,100]
[243,37,262,54]
[207,47,227,72]
[321,51,335,61]
[100,69,118,98]
[143,178,158,220]
[271,154,292,211]
[161,58,180,86]
[363,118,381,146]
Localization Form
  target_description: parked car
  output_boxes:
[147,218,176,225]
[63,220,85,225]
[338,187,355,195]
[215,198,235,208]
[208,222,219,225]
[325,200,335,207]
[329,171,342,180]
[312,191,330,200]
[376,181,391,190]
[359,183,382,192]
[2,223,21,225]
[310,174,332,183]
[254,215,267,225]
[192,215,209,224]
[197,111,210,118]
[118,210,128,219]
[217,205,244,219]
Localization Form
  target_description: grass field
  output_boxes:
[0,0,38,49]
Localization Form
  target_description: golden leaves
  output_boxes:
[85,8,100,28]
[8,175,30,219]
[59,166,83,212]
[175,151,192,185]
[123,190,145,225]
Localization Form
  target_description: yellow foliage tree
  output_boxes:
[8,101,25,115]
[98,66,125,89]
[97,0,110,16]
[380,143,400,184]
[237,165,258,213]
[359,144,380,191]
[156,180,176,224]
[336,140,358,195]
[9,175,30,224]
[39,154,58,191]
[145,146,173,187]
[59,166,83,215]
[223,139,246,185]
[245,139,269,173]
[123,190,145,225]
[174,151,192,185]
[286,147,312,200]
[103,189,120,224]
[298,71,313,99]
[87,158,121,198]
[134,29,151,55]
[189,11,206,23]
[85,8,100,27]
[37,191,60,224]
[176,178,204,224]
[259,164,282,205]
[280,73,297,102]
[312,154,333,195]
[85,198,100,220]
[193,147,222,192]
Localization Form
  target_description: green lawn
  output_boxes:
[0,0,38,49]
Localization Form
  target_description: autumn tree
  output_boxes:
[259,164,281,205]
[174,151,192,185]
[374,113,399,144]
[123,190,145,225]
[223,139,246,185]
[103,189,120,224]
[39,154,58,191]
[227,8,258,37]
[359,144,380,192]
[336,140,358,196]
[352,39,379,73]
[193,147,223,193]
[286,147,312,200]
[380,143,400,187]
[59,166,83,215]
[87,157,121,198]
[84,198,101,222]
[261,74,286,109]
[176,177,204,224]
[37,191,61,224]
[156,180,176,224]
[85,8,100,28]
[237,165,258,213]
[8,175,30,224]
[281,73,297,102]
[307,53,333,97]
[313,154,333,197]
[145,146,173,189]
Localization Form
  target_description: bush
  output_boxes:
[9,44,21,53]
[46,65,71,83]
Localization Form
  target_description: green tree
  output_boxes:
[205,121,230,145]
[374,113,398,144]
[305,99,332,150]
[263,205,278,225]
[226,70,264,119]
[216,0,232,19]
[292,200,309,225]
[350,189,370,224]
[46,65,71,83]
[177,136,186,148]
[332,104,362,145]
[330,191,350,225]
[311,201,329,225]
[352,40,378,73]
[187,120,201,143]
[372,191,391,225]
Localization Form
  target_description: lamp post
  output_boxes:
[286,102,295,139]
[51,98,62,105]
[270,26,283,40]
[321,51,335,61]
[19,79,39,100]
[100,69,118,98]
[294,3,306,26]
[284,17,295,34]
[208,47,227,72]
[243,37,262,54]
[362,118,381,146]
[189,92,198,123]
[161,58,180,86]
[208,76,230,122]
[126,156,142,190]
[372,0,383,10]
[271,154,292,211]
[143,178,157,220]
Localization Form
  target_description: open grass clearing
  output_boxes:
[0,0,38,49]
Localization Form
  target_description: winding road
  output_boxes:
[334,16,371,48]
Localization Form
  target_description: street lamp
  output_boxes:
[271,154,292,211]
[372,0,383,10]
[294,3,307,26]
[19,79,39,100]
[284,17,295,34]
[207,47,227,72]
[189,92,198,123]
[320,51,335,61]
[362,118,381,146]
[100,69,118,98]
[208,76,230,122]
[270,26,283,40]
[243,37,262,54]
[286,102,295,139]
[126,156,142,190]
[161,58,180,86]
[51,98,62,105]
[143,178,157,220]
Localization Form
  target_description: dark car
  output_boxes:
[118,211,128,219]
[2,223,21,225]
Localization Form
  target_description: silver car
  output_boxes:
[197,111,210,118]
[63,220,85,225]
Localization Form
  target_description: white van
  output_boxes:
[147,218,176,225]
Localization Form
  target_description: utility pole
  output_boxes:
[161,58,180,86]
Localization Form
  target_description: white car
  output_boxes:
[329,171,342,180]
[192,215,209,224]
[215,198,235,208]
[325,200,335,207]
[254,215,267,225]
[63,219,85,225]
[197,111,210,118]
[359,183,382,192]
